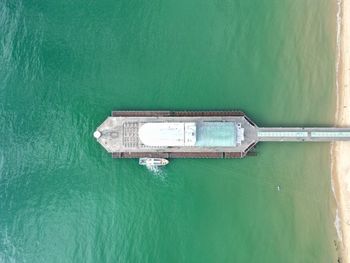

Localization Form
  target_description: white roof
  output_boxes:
[139,122,196,147]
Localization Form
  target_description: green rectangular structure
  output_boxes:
[195,122,236,147]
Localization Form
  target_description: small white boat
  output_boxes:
[139,158,169,166]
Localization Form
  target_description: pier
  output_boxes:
[93,111,350,158]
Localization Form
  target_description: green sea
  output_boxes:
[0,0,340,262]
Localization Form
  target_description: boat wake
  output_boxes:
[145,164,167,179]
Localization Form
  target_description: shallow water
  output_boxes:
[0,0,339,262]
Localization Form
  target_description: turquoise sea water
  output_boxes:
[0,0,339,262]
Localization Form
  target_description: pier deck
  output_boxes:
[94,111,350,159]
[95,111,257,158]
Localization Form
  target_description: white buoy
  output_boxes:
[93,130,101,139]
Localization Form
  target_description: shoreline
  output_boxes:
[332,0,350,262]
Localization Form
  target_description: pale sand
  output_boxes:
[332,0,350,262]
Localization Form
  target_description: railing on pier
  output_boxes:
[112,110,246,117]
[112,151,246,159]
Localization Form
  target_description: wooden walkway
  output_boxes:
[257,127,350,141]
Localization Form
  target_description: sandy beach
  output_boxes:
[332,0,350,262]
